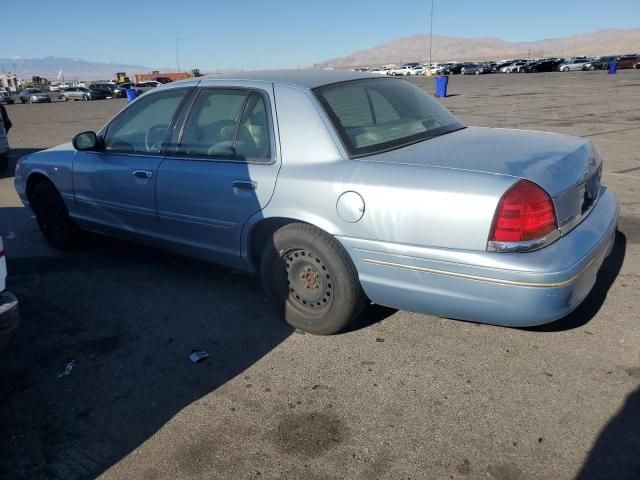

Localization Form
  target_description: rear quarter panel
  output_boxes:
[260,84,517,251]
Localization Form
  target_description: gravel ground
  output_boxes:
[0,70,638,480]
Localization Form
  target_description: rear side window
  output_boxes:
[178,89,271,161]
[315,78,464,158]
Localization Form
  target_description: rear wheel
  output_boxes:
[0,154,8,173]
[31,180,79,249]
[83,95,89,101]
[260,223,367,335]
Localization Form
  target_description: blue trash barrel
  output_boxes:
[125,88,137,103]
[608,62,617,75]
[435,75,449,98]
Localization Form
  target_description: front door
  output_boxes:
[156,87,280,262]
[73,88,188,236]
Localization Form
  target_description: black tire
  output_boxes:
[260,223,367,335]
[0,154,8,174]
[20,98,25,104]
[83,95,89,101]
[31,180,79,249]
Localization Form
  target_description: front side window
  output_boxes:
[178,89,271,161]
[315,78,464,158]
[104,89,186,154]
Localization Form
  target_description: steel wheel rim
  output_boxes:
[283,248,333,315]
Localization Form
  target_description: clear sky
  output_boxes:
[4,0,639,70]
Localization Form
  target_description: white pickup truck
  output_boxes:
[0,236,19,348]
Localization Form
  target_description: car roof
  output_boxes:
[200,69,380,89]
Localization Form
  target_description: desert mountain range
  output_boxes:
[317,28,640,67]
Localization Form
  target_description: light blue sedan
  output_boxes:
[14,71,618,334]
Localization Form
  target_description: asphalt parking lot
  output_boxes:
[0,71,638,480]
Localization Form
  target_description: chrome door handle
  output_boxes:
[132,170,153,179]
[232,180,257,190]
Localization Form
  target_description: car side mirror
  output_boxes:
[72,131,100,151]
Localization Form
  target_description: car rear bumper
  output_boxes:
[0,291,19,348]
[338,187,619,327]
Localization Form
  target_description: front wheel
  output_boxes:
[83,95,89,101]
[260,223,367,335]
[31,181,79,249]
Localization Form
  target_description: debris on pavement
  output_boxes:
[190,351,209,363]
[57,360,76,378]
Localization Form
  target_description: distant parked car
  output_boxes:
[368,68,391,75]
[444,63,464,75]
[112,82,134,98]
[461,63,491,75]
[0,235,19,349]
[501,61,528,73]
[580,57,609,71]
[0,91,14,104]
[14,70,618,335]
[493,61,514,72]
[616,54,640,69]
[523,59,562,73]
[19,88,51,104]
[422,64,443,75]
[60,87,107,101]
[558,59,590,71]
[134,81,162,95]
[390,63,421,76]
[91,83,117,95]
[88,85,111,99]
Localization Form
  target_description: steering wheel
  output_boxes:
[423,117,444,129]
[145,124,168,153]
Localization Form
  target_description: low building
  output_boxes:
[0,73,19,92]
[134,70,201,83]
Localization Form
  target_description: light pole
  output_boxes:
[428,0,434,71]
[175,38,181,72]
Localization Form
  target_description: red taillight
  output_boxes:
[490,180,557,243]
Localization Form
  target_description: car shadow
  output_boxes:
[526,230,626,332]
[0,148,42,179]
[0,205,388,479]
[576,386,640,479]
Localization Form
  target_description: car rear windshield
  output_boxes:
[314,78,464,158]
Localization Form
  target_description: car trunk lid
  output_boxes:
[363,126,602,234]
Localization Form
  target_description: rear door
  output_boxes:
[72,88,189,236]
[156,86,280,263]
